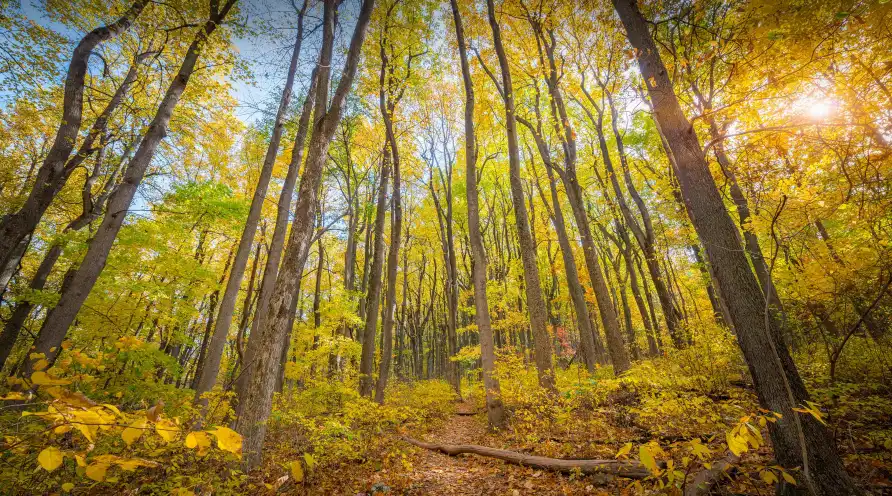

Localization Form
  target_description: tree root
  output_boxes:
[684,452,739,496]
[401,437,652,479]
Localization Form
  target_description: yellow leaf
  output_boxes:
[31,371,71,386]
[102,404,122,416]
[62,482,74,492]
[33,359,49,371]
[48,388,96,408]
[37,447,64,471]
[85,462,110,482]
[116,457,159,471]
[616,442,632,458]
[290,460,304,482]
[782,471,796,485]
[54,424,73,435]
[760,470,778,484]
[639,445,659,474]
[70,409,104,442]
[75,454,86,467]
[155,418,179,442]
[0,391,27,401]
[185,431,211,455]
[208,426,242,456]
[122,418,147,446]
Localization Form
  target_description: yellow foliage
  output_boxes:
[122,418,147,446]
[30,370,71,386]
[37,447,63,472]
[208,426,242,456]
[289,460,304,482]
[155,418,179,442]
[85,462,110,482]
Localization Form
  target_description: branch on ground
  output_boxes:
[401,436,652,479]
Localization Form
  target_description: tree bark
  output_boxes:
[373,38,410,403]
[19,1,237,381]
[232,62,319,412]
[402,437,651,479]
[485,0,555,392]
[612,1,860,494]
[194,0,308,404]
[359,147,391,398]
[234,0,375,470]
[0,0,148,288]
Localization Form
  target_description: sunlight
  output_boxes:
[795,95,837,120]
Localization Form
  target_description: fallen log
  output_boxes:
[684,452,739,496]
[401,437,652,479]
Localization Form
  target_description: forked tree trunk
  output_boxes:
[0,0,148,289]
[19,1,238,381]
[359,149,390,398]
[0,136,129,368]
[374,36,406,403]
[232,65,319,414]
[612,1,860,494]
[194,0,308,405]
[485,0,555,392]
[526,23,630,374]
[234,0,375,470]
[534,157,599,373]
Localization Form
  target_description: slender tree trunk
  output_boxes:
[194,2,307,404]
[374,36,405,403]
[0,1,148,286]
[485,0,555,392]
[360,148,390,398]
[232,63,319,411]
[536,160,599,373]
[234,0,374,470]
[19,2,237,380]
[615,222,658,356]
[191,248,234,389]
[612,2,860,493]
[700,110,786,321]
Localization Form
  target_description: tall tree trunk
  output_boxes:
[194,1,308,404]
[234,0,374,470]
[359,147,391,398]
[612,1,860,493]
[19,1,238,380]
[485,0,555,392]
[0,1,148,288]
[232,63,319,412]
[374,32,406,403]
[233,237,264,378]
[533,157,599,373]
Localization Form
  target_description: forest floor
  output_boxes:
[308,400,637,495]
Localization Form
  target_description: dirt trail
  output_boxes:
[395,403,601,495]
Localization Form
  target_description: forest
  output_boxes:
[0,0,890,494]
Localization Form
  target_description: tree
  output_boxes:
[612,0,860,493]
[485,0,555,393]
[19,0,240,381]
[234,0,375,469]
[0,0,148,291]
[193,0,309,406]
